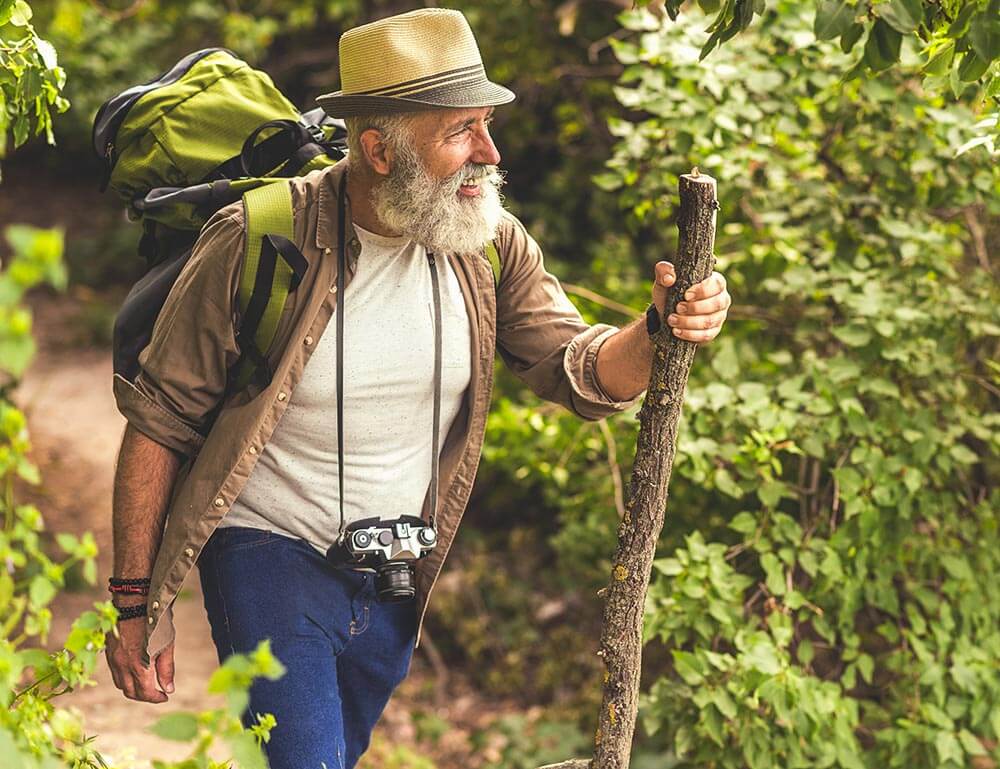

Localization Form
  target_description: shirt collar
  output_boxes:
[316,159,353,252]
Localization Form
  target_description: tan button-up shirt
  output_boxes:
[113,161,638,664]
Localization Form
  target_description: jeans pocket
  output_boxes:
[211,526,279,554]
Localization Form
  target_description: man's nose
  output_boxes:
[472,126,501,166]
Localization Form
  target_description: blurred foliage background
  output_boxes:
[1,0,998,767]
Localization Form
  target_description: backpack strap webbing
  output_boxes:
[485,240,501,287]
[233,180,302,391]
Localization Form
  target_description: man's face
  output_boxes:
[404,107,502,194]
[369,106,506,254]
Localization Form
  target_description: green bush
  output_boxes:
[475,4,999,766]
[0,224,288,769]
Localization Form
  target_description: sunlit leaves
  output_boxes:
[0,1,69,173]
[605,3,1000,767]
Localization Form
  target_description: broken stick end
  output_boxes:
[681,169,716,185]
[535,761,591,769]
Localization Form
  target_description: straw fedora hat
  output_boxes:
[316,8,515,118]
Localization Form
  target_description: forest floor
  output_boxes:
[14,294,514,769]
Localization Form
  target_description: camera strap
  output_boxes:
[334,171,443,534]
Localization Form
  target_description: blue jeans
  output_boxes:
[196,526,418,769]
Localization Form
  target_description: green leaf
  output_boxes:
[832,466,863,497]
[592,172,622,192]
[675,723,692,758]
[710,687,738,719]
[958,730,987,757]
[814,1,855,40]
[925,42,956,76]
[958,49,990,82]
[29,575,56,609]
[672,650,705,685]
[935,731,964,766]
[226,730,269,769]
[715,468,744,498]
[743,639,782,675]
[150,713,199,742]
[9,0,31,26]
[841,23,864,53]
[761,552,786,596]
[654,557,684,576]
[876,0,923,34]
[948,3,978,38]
[856,652,874,683]
[729,511,758,534]
[0,728,28,769]
[0,574,13,609]
[949,443,978,464]
[797,638,815,666]
[757,479,790,508]
[864,19,903,71]
[969,17,1000,62]
[833,325,872,347]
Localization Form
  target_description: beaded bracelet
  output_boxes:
[108,577,151,596]
[114,603,148,621]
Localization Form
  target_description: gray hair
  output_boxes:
[344,114,417,172]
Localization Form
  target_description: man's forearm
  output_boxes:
[594,316,655,402]
[112,424,182,584]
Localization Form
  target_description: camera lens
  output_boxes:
[375,562,415,603]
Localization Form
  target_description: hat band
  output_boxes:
[352,63,485,97]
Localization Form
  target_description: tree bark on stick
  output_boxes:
[538,171,719,769]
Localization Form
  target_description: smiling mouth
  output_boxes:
[459,180,481,197]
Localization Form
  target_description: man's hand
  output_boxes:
[105,609,175,703]
[652,261,730,344]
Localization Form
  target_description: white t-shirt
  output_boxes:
[221,224,473,556]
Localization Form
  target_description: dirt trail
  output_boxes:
[16,332,236,766]
[13,299,479,768]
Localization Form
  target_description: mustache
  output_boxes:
[446,163,505,192]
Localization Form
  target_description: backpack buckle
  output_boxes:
[304,122,325,144]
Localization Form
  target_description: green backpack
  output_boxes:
[98,47,502,405]
[97,47,345,397]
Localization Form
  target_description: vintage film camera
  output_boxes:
[325,515,437,602]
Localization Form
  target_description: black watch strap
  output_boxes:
[645,303,662,336]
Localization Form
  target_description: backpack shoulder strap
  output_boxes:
[232,180,305,390]
[485,240,502,288]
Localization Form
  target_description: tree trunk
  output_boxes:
[538,171,719,769]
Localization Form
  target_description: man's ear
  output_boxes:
[359,128,393,177]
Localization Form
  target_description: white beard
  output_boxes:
[370,143,506,255]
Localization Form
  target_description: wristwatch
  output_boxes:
[645,303,662,337]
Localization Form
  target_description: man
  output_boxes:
[104,8,731,769]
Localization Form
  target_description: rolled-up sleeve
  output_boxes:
[113,209,245,456]
[495,213,640,421]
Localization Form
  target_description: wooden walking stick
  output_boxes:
[539,170,719,769]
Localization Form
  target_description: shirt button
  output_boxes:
[277,392,287,402]
[213,497,225,508]
[304,335,314,346]
[148,616,154,625]
[248,445,258,455]
[324,247,331,255]
[151,601,160,610]
[329,285,337,294]
[184,547,195,558]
